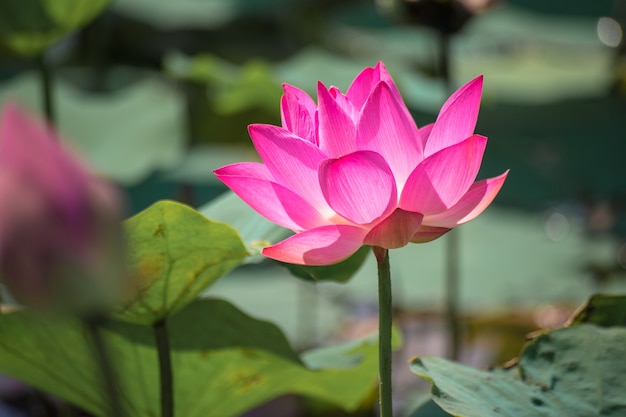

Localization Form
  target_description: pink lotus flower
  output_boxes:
[215,62,508,265]
[0,103,125,310]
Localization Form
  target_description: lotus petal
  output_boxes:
[364,209,423,249]
[357,82,422,188]
[410,225,451,243]
[215,163,328,231]
[248,124,330,212]
[424,171,509,227]
[317,82,357,158]
[319,151,396,225]
[424,76,483,157]
[400,135,487,214]
[280,84,318,144]
[262,225,367,265]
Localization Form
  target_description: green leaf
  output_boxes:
[198,191,289,263]
[164,52,237,85]
[114,200,249,324]
[113,0,237,30]
[408,400,453,417]
[212,60,283,115]
[569,294,626,327]
[0,298,382,417]
[278,246,371,283]
[302,325,402,370]
[0,0,110,57]
[0,69,186,185]
[410,324,626,417]
[165,53,282,115]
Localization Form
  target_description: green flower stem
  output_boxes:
[374,246,393,417]
[83,316,125,417]
[155,319,174,417]
[36,53,55,126]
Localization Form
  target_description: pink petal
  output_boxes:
[215,161,273,180]
[215,162,328,231]
[364,209,423,249]
[280,84,317,144]
[317,82,357,157]
[0,103,88,205]
[346,65,377,110]
[419,122,434,149]
[400,135,487,214]
[329,86,358,121]
[319,151,397,225]
[248,124,330,212]
[424,170,508,227]
[424,75,483,157]
[410,225,451,243]
[357,82,422,188]
[347,62,404,111]
[262,225,367,265]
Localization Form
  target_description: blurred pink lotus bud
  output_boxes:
[215,62,508,266]
[0,102,126,311]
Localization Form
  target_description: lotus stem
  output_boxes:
[36,53,55,126]
[445,229,461,359]
[155,319,174,417]
[439,30,462,360]
[375,246,393,417]
[83,316,125,417]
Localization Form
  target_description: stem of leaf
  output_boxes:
[155,319,174,417]
[375,246,393,417]
[439,31,462,360]
[36,53,55,126]
[83,316,125,417]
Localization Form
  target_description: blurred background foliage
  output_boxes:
[1,0,626,416]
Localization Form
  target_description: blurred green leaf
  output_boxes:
[278,246,371,283]
[113,0,236,30]
[0,70,186,184]
[213,60,283,115]
[115,200,249,324]
[411,324,626,417]
[569,294,626,327]
[0,0,110,57]
[165,52,237,85]
[165,53,282,115]
[302,325,402,370]
[198,191,290,263]
[113,0,293,30]
[164,53,281,144]
[0,298,382,417]
[408,400,453,417]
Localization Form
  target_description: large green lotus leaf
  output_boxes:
[114,200,249,324]
[0,0,110,57]
[569,294,626,327]
[0,70,186,185]
[410,324,626,417]
[0,298,381,417]
[278,246,371,283]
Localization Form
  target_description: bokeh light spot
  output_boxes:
[597,17,622,48]
[543,210,569,242]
